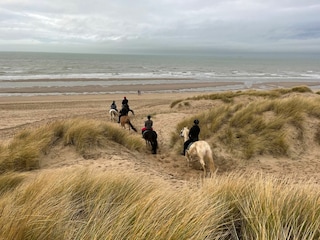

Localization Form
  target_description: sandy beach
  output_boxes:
[1,82,320,186]
[1,79,320,95]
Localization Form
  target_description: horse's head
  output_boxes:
[179,129,184,138]
[180,127,189,139]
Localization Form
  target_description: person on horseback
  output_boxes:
[182,119,200,156]
[118,104,129,123]
[110,100,118,112]
[142,115,153,135]
[122,96,128,107]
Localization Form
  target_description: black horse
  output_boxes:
[143,130,158,154]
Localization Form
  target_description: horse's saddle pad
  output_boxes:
[142,130,151,138]
[186,142,194,150]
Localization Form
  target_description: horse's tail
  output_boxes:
[129,121,137,132]
[151,131,158,154]
[152,140,158,154]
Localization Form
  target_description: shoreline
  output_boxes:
[0,80,319,97]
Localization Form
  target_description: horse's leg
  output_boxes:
[186,151,191,167]
[127,120,131,131]
[199,155,207,177]
[207,154,215,177]
[152,144,156,154]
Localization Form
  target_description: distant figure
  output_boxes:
[122,96,128,107]
[142,115,153,135]
[138,90,141,95]
[110,100,118,112]
[182,119,200,155]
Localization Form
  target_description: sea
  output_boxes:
[0,51,320,96]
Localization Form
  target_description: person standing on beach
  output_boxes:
[182,119,200,156]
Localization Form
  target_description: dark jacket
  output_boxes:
[120,107,128,115]
[122,98,128,106]
[188,125,200,141]
[111,103,117,110]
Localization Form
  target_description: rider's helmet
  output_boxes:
[147,115,151,119]
[194,119,199,125]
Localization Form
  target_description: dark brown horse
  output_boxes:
[143,130,158,154]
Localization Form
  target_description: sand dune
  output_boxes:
[1,87,320,186]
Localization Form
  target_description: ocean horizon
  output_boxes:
[1,51,320,96]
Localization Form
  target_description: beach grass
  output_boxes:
[1,86,320,239]
[0,119,144,173]
[171,86,320,159]
[0,169,319,239]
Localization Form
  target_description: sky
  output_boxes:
[0,0,320,54]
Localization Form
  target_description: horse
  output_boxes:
[143,130,158,154]
[120,115,137,132]
[109,109,118,122]
[180,127,215,177]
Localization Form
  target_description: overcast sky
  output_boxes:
[0,0,320,54]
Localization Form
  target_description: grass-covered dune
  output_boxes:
[171,86,320,159]
[0,169,320,239]
[1,86,320,239]
[0,119,145,173]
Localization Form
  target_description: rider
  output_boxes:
[182,119,200,156]
[110,100,118,112]
[122,96,128,107]
[121,96,135,115]
[142,115,153,135]
[118,104,129,123]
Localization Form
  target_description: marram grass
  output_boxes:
[172,90,320,159]
[0,169,319,239]
[0,119,144,173]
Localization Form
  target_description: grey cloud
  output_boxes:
[0,0,320,53]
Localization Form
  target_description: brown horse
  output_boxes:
[120,115,137,132]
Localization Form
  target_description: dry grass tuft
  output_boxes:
[0,169,319,239]
[0,119,144,173]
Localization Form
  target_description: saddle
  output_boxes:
[186,142,194,150]
[142,129,152,138]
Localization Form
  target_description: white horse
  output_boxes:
[180,127,215,177]
[109,109,118,122]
